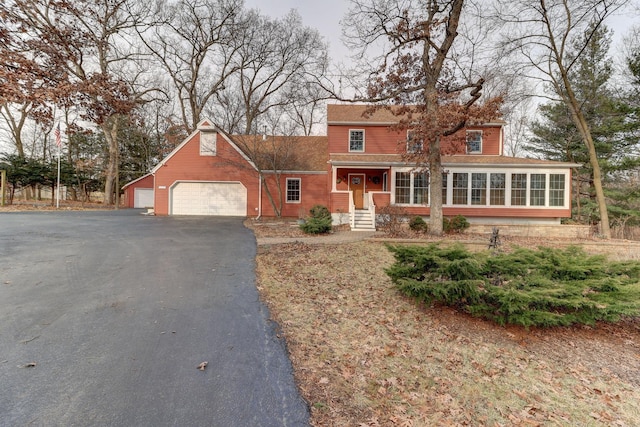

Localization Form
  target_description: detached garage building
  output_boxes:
[123,119,328,217]
[122,174,154,208]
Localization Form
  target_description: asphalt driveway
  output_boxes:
[0,210,309,426]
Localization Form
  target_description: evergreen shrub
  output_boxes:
[385,243,640,328]
[300,204,332,234]
[409,216,428,233]
[443,215,470,234]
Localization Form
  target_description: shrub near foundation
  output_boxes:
[385,243,640,327]
[300,204,332,234]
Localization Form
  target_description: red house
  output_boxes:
[124,106,579,231]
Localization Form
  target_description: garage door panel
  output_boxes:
[171,182,247,216]
[133,188,154,208]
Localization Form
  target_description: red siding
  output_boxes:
[260,173,329,218]
[153,132,260,216]
[330,192,350,213]
[389,206,572,219]
[328,124,503,156]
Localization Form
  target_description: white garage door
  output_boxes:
[170,182,247,216]
[133,188,154,208]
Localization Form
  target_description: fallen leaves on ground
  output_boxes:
[256,240,640,426]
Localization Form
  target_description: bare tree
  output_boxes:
[139,0,244,133]
[216,9,330,135]
[343,0,503,235]
[495,0,632,238]
[1,0,155,205]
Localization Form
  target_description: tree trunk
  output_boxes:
[101,116,119,206]
[261,175,282,217]
[568,106,611,238]
[429,138,444,235]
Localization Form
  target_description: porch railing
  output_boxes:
[349,191,355,228]
[367,192,376,228]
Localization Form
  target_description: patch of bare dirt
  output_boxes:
[255,232,640,426]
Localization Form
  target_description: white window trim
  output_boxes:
[200,132,217,156]
[392,169,429,206]
[349,129,365,152]
[286,178,301,204]
[466,130,482,154]
[399,168,571,208]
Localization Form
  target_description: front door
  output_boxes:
[349,174,365,209]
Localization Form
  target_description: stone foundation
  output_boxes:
[468,223,591,239]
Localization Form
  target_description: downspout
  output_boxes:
[256,174,262,220]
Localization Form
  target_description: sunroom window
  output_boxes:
[395,171,429,205]
[549,174,565,207]
[530,174,546,206]
[452,173,468,205]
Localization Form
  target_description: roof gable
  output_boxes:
[151,119,257,174]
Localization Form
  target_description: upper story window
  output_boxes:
[200,132,217,156]
[349,129,365,152]
[406,130,423,153]
[466,130,482,154]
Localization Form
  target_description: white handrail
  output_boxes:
[349,191,355,228]
[367,192,376,229]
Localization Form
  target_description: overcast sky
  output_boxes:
[243,0,352,64]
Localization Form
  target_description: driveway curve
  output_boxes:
[0,210,309,426]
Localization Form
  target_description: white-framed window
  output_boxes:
[490,173,506,205]
[511,173,527,206]
[471,173,487,205]
[549,174,565,207]
[286,178,301,203]
[200,132,217,156]
[442,172,448,205]
[452,173,468,205]
[394,171,428,205]
[443,171,567,207]
[530,174,546,206]
[466,130,482,154]
[406,130,423,153]
[349,129,365,152]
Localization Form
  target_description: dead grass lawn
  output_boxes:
[256,240,640,426]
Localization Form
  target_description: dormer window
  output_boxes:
[407,130,423,153]
[466,130,482,154]
[200,131,217,156]
[349,129,365,152]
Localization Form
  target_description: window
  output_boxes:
[395,171,429,205]
[442,172,448,205]
[406,130,423,153]
[200,132,217,156]
[490,173,506,205]
[286,178,301,203]
[452,173,468,205]
[471,173,487,205]
[349,130,364,152]
[466,130,482,153]
[549,174,565,207]
[511,173,527,206]
[395,172,411,204]
[530,174,546,206]
[413,173,428,204]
